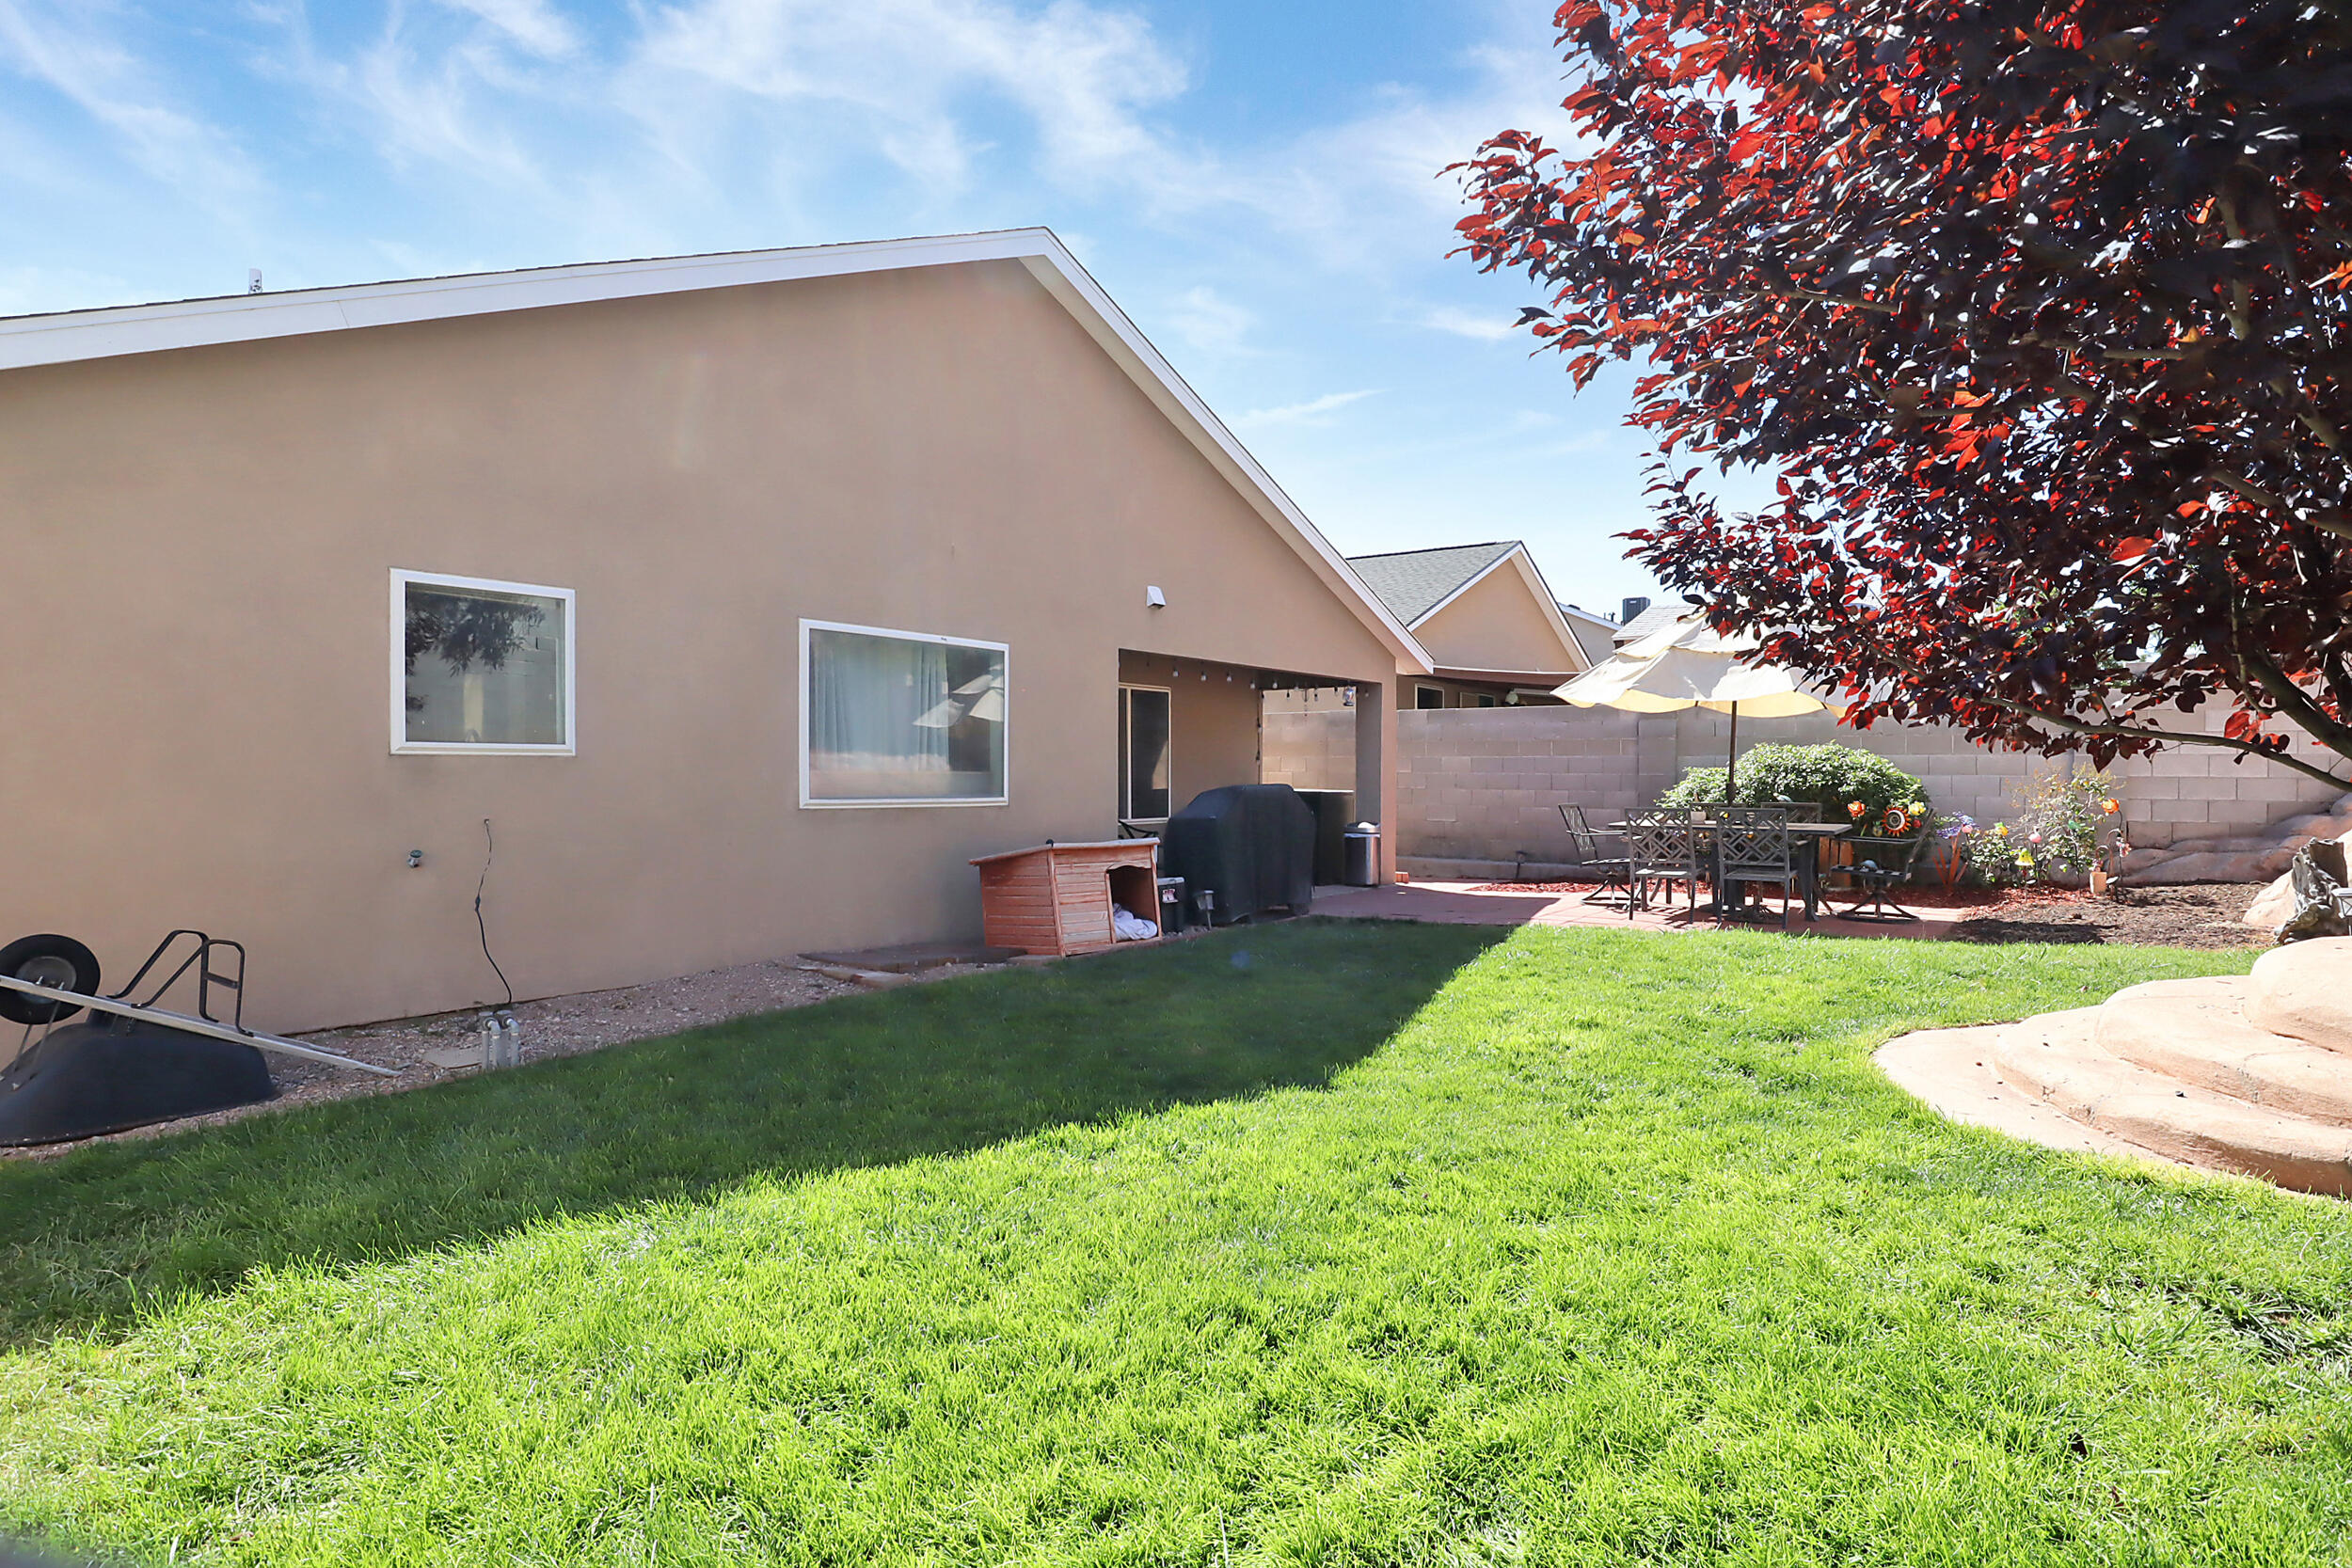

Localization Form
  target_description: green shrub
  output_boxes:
[1657,742,1928,830]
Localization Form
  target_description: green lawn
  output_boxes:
[2,921,2346,1566]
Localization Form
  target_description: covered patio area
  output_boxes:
[1116,648,1395,879]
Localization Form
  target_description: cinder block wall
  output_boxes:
[1260,709,1359,793]
[1261,700,2344,867]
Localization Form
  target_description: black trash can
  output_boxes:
[1156,876,1187,935]
[1343,823,1381,887]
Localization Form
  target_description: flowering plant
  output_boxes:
[1955,769,2127,886]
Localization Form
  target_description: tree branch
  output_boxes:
[2206,468,2352,542]
[1972,694,2352,790]
[2239,647,2352,756]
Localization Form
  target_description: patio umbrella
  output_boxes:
[1551,614,1843,800]
[914,670,1006,730]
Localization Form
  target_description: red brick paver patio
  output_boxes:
[1310,880,1966,940]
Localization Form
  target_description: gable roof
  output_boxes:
[1345,542,1520,626]
[1555,602,1623,666]
[1344,541,1590,674]
[0,228,1433,676]
[1614,598,1695,646]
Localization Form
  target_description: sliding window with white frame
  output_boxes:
[802,621,1009,806]
[391,569,575,754]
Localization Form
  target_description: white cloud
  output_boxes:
[0,0,258,208]
[628,0,1188,192]
[1422,305,1514,341]
[433,0,579,58]
[342,32,547,184]
[1234,389,1378,429]
[1165,284,1252,356]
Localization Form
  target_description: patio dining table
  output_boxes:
[1610,816,1854,921]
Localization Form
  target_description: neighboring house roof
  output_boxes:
[1343,541,1590,675]
[1346,542,1521,626]
[1556,602,1622,667]
[1613,598,1696,646]
[0,228,1433,677]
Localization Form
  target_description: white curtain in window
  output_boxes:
[812,631,950,775]
[808,626,1006,801]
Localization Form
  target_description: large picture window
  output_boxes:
[393,570,573,753]
[803,622,1008,806]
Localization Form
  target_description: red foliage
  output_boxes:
[1454,0,2352,784]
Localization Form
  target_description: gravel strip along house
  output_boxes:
[0,230,1431,1034]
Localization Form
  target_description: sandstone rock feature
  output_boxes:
[1879,942,2352,1196]
[2127,794,2352,888]
[2243,872,2296,929]
[2247,938,2352,1053]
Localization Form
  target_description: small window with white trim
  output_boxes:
[393,570,574,753]
[803,621,1008,806]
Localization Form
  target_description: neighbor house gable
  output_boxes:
[1346,542,1588,680]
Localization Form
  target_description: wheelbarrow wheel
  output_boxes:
[0,934,102,1025]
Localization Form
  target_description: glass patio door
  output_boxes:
[1118,685,1171,823]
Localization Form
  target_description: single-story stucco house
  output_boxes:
[0,230,1430,1033]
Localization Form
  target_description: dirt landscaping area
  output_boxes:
[1939,883,2266,949]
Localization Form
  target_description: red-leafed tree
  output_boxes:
[1454,0,2352,785]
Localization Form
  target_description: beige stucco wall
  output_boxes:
[0,259,1398,1031]
[1410,561,1578,679]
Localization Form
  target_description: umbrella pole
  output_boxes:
[1725,702,1739,803]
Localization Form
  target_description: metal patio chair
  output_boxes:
[1842,832,1935,921]
[1558,804,1633,907]
[1710,805,1802,928]
[1622,808,1705,921]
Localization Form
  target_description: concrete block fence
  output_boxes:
[1260,701,2348,882]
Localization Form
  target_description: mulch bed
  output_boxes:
[1938,882,2266,950]
[1469,878,2268,949]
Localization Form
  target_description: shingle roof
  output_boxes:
[1344,542,1521,626]
[1613,598,1695,645]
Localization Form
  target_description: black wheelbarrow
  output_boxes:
[0,929,399,1146]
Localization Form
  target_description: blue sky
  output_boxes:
[0,0,1716,615]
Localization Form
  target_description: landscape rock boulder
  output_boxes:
[2248,937,2352,1053]
[2244,872,2297,929]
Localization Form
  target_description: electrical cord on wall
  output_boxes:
[476,817,514,1010]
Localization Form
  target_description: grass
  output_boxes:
[1,920,2347,1565]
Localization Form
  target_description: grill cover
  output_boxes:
[1160,784,1315,925]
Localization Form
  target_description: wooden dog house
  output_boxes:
[971,841,1161,956]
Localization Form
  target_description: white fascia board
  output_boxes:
[0,226,1433,677]
[1013,249,1432,675]
[1407,545,1591,674]
[1504,547,1594,673]
[0,230,1048,372]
